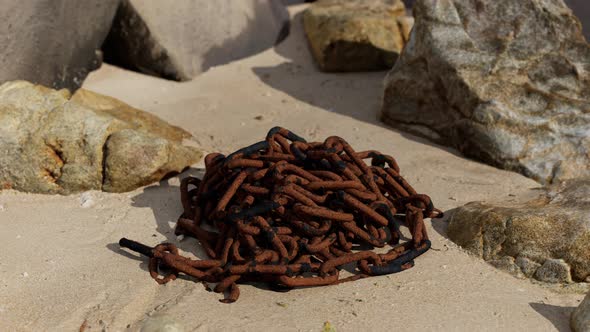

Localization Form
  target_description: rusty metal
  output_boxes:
[120,127,442,303]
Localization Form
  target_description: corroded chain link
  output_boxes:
[120,127,442,303]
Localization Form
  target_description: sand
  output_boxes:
[0,5,585,331]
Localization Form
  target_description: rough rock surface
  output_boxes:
[303,0,411,71]
[448,180,590,283]
[381,0,590,183]
[102,0,289,80]
[0,0,118,91]
[0,81,202,194]
[572,292,590,332]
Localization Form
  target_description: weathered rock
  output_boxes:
[0,0,118,91]
[515,256,541,278]
[566,0,590,40]
[0,81,202,194]
[448,180,590,283]
[101,129,199,193]
[303,0,410,71]
[489,256,524,279]
[535,259,573,284]
[381,0,590,183]
[71,90,189,143]
[572,292,590,332]
[102,0,289,80]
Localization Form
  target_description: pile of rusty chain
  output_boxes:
[120,127,442,303]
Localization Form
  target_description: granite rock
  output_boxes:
[381,0,590,183]
[103,0,289,80]
[489,256,524,279]
[572,291,590,332]
[0,81,201,194]
[534,259,573,284]
[448,180,590,283]
[0,0,118,91]
[515,256,542,278]
[303,0,410,71]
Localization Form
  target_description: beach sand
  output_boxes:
[0,5,584,331]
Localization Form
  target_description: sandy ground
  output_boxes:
[0,5,585,332]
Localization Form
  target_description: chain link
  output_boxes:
[120,127,442,303]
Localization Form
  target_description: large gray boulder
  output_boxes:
[448,180,590,284]
[572,291,590,332]
[0,81,202,194]
[103,0,289,80]
[0,0,119,91]
[381,0,590,184]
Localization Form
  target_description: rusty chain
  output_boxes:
[120,127,442,303]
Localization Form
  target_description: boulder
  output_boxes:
[0,0,118,91]
[381,0,590,183]
[448,180,590,283]
[102,0,289,81]
[0,81,202,194]
[303,0,410,71]
[572,292,590,332]
[535,259,573,284]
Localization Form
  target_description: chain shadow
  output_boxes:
[106,167,207,273]
[430,208,456,240]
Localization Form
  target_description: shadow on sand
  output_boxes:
[430,208,457,240]
[530,302,576,332]
[106,168,208,273]
[252,11,462,158]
